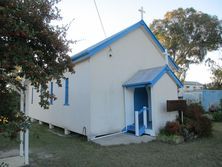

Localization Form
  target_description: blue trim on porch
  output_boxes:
[168,55,179,70]
[123,65,183,88]
[126,122,152,132]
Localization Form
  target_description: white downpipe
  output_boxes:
[19,131,24,156]
[90,131,127,141]
[135,111,139,136]
[143,106,147,129]
[24,129,29,165]
[123,87,127,131]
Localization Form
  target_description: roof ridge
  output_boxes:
[70,20,178,70]
[71,20,144,62]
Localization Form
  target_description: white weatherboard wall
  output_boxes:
[89,27,166,137]
[28,60,91,136]
[151,74,178,135]
[27,25,179,138]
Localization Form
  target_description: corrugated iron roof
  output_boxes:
[123,65,183,88]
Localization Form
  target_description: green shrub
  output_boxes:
[164,121,181,135]
[212,112,222,122]
[185,103,204,119]
[183,103,212,138]
[196,116,212,137]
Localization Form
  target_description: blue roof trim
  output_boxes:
[168,55,179,70]
[150,66,167,85]
[71,20,178,69]
[71,20,143,62]
[123,82,152,88]
[123,65,183,88]
[167,67,183,88]
[139,21,165,52]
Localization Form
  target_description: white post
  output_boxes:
[181,112,184,124]
[143,106,147,129]
[49,124,54,129]
[20,88,24,157]
[22,83,29,165]
[19,131,24,156]
[30,118,35,122]
[135,111,139,136]
[24,129,29,165]
[64,128,70,135]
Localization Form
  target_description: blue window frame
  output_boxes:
[50,82,53,105]
[31,87,34,104]
[64,78,69,105]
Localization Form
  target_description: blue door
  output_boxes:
[134,87,148,135]
[134,87,148,111]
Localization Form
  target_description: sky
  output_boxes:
[56,0,222,84]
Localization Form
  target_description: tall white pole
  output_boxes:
[24,129,29,165]
[23,87,29,165]
[19,131,24,156]
[19,90,24,157]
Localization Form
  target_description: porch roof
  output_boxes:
[123,65,183,88]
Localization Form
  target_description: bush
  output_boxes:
[212,112,222,122]
[164,121,181,135]
[158,121,184,144]
[196,116,212,137]
[184,103,204,119]
[209,105,219,113]
[183,103,212,138]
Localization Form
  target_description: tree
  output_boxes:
[150,8,222,79]
[206,58,222,89]
[0,0,74,137]
[0,0,74,106]
[211,67,222,89]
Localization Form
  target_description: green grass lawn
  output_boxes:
[1,123,222,167]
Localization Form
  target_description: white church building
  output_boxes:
[26,20,183,140]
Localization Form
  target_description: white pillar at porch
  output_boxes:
[24,129,29,165]
[135,111,139,136]
[143,106,147,129]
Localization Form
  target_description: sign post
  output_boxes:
[167,100,187,123]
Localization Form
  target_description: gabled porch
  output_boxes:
[123,65,183,136]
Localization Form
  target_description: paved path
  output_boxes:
[0,156,24,167]
[93,133,155,146]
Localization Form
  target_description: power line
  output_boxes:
[93,0,107,38]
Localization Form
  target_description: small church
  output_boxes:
[26,20,183,140]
